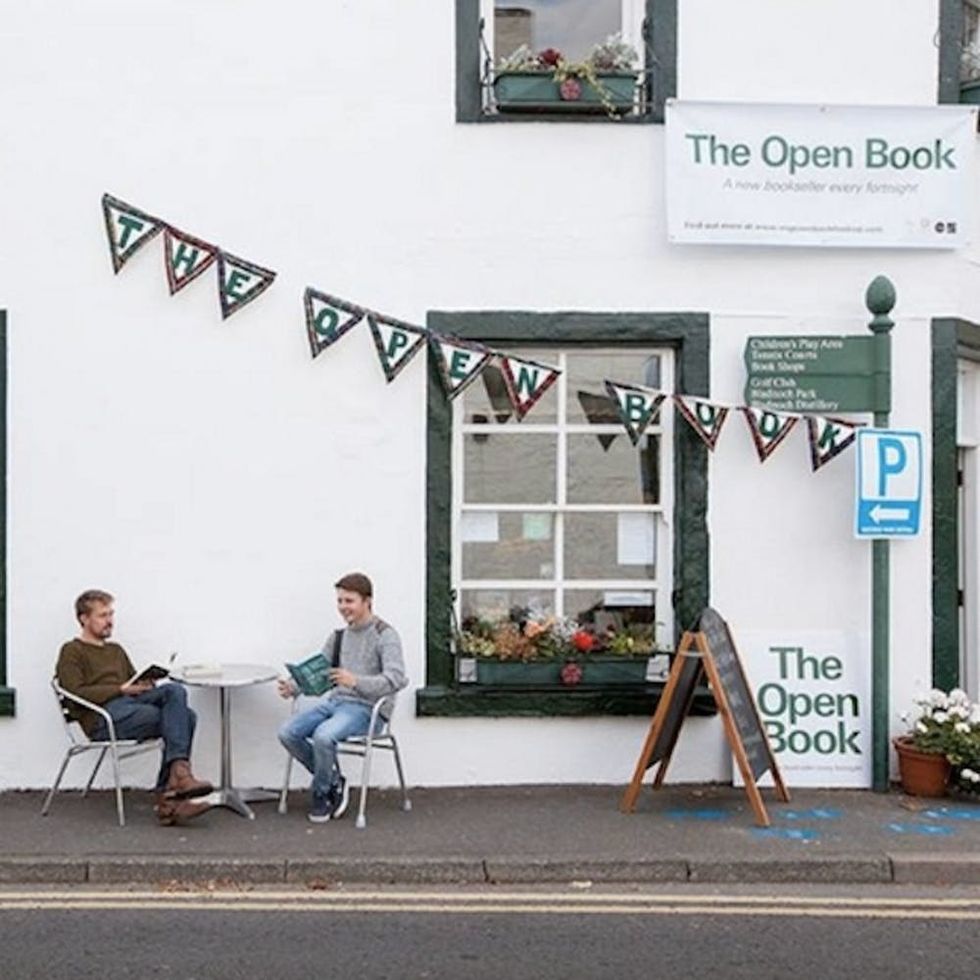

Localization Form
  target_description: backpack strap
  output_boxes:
[330,629,344,668]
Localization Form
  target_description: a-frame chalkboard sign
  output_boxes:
[621,607,789,827]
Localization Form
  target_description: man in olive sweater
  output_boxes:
[56,589,213,825]
[277,572,407,823]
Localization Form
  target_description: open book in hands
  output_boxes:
[126,651,178,686]
[285,652,333,697]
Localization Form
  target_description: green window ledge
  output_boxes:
[416,683,717,718]
[0,687,15,716]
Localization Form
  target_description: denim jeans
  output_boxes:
[91,682,197,790]
[278,697,375,797]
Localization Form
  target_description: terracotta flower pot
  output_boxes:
[893,737,951,797]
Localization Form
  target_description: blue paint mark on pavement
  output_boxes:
[664,808,731,822]
[923,807,980,822]
[751,828,819,841]
[779,808,842,822]
[886,822,956,836]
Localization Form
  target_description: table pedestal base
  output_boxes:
[208,787,280,820]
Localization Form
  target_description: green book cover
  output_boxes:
[285,652,332,697]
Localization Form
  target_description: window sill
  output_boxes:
[0,686,16,717]
[460,111,661,125]
[415,683,717,718]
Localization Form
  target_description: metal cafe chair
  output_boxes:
[40,678,163,827]
[278,694,411,829]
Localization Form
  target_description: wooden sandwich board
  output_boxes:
[621,607,789,827]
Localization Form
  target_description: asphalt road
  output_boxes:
[1,885,979,979]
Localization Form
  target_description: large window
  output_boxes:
[419,310,709,717]
[455,347,673,647]
[455,0,677,123]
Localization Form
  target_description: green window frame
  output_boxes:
[417,310,711,717]
[455,0,677,123]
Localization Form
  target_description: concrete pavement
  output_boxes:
[2,784,980,887]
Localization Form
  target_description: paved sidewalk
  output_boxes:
[2,784,980,887]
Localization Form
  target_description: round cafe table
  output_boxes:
[174,662,279,819]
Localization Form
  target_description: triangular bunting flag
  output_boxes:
[740,406,798,463]
[304,288,365,359]
[217,252,276,320]
[498,354,561,420]
[101,193,163,274]
[604,380,667,446]
[480,364,515,424]
[576,390,620,451]
[367,313,428,382]
[163,226,218,295]
[806,415,859,471]
[429,335,492,400]
[674,395,730,450]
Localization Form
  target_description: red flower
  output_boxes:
[538,47,562,67]
[559,77,582,101]
[571,630,594,653]
[560,661,583,686]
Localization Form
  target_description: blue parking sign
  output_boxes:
[855,430,922,538]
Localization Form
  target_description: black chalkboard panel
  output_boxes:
[645,651,703,771]
[698,607,772,781]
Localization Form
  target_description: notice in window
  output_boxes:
[616,512,655,566]
[522,513,552,541]
[461,511,499,544]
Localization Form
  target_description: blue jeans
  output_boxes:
[91,683,197,790]
[278,697,374,797]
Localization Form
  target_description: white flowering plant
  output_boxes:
[900,688,980,794]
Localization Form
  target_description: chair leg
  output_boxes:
[390,736,412,812]
[82,747,108,797]
[40,751,74,816]
[109,743,126,828]
[278,753,293,815]
[354,746,373,830]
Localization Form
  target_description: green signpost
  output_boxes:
[743,335,889,414]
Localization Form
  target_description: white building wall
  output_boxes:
[0,1,965,788]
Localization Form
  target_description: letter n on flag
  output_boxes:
[499,354,561,420]
[604,380,666,445]
[367,313,428,382]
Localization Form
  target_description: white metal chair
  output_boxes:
[278,694,411,829]
[41,678,163,827]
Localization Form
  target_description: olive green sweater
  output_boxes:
[56,639,135,736]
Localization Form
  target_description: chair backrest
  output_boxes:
[50,678,92,747]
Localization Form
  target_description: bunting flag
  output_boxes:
[304,288,365,359]
[674,395,730,450]
[163,226,218,295]
[101,193,163,274]
[806,415,860,471]
[604,380,667,446]
[498,354,561,420]
[479,363,516,424]
[217,252,276,319]
[367,313,428,382]
[577,390,620,451]
[429,334,492,399]
[740,406,799,463]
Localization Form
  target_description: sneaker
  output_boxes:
[329,776,350,820]
[308,790,331,823]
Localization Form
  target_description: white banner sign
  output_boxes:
[666,101,977,248]
[736,631,871,789]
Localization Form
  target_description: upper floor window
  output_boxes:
[455,0,677,123]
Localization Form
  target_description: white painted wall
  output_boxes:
[0,1,968,789]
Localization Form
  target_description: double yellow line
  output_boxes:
[2,889,980,920]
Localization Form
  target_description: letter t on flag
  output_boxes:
[604,380,667,445]
[499,354,561,420]
[101,193,163,274]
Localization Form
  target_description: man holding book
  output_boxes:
[277,572,407,823]
[55,589,213,826]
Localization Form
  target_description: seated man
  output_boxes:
[277,572,407,823]
[56,589,213,826]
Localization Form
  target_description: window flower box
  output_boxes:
[493,71,637,114]
[473,655,660,687]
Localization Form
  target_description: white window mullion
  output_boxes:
[554,352,567,617]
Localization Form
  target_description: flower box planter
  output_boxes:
[493,71,637,114]
[474,655,658,687]
[960,79,980,105]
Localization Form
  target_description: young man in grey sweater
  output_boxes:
[277,572,407,822]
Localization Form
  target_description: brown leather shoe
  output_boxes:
[155,794,211,826]
[165,759,213,799]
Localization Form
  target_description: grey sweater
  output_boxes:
[325,616,407,719]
